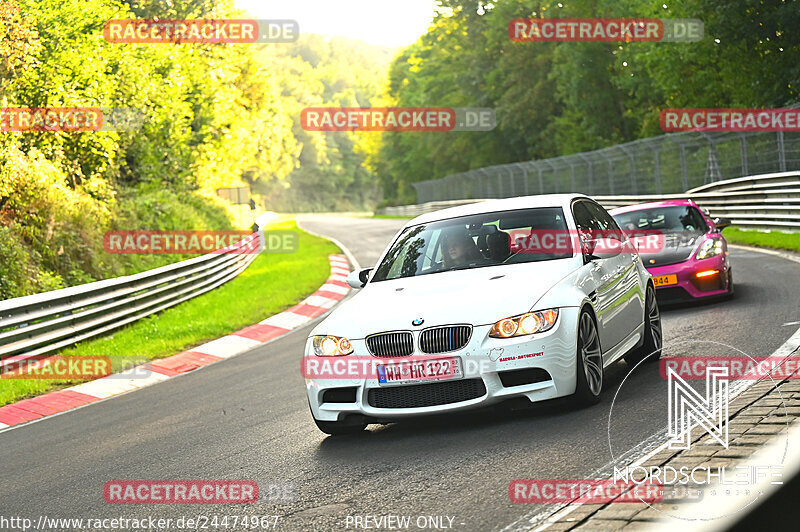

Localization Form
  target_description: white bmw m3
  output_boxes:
[304,194,662,435]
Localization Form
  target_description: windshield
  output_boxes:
[612,205,708,234]
[370,207,570,282]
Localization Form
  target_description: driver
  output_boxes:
[441,230,482,268]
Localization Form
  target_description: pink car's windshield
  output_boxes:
[613,205,708,234]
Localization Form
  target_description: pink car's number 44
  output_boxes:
[653,274,678,287]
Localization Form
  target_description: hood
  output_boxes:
[312,259,577,339]
[634,231,704,267]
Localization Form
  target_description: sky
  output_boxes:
[234,0,436,48]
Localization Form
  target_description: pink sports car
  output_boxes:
[610,200,734,303]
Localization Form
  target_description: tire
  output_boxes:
[313,417,367,436]
[725,268,734,298]
[625,285,663,366]
[574,309,603,406]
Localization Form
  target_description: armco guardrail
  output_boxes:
[0,229,265,370]
[378,171,800,231]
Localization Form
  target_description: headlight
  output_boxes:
[489,309,559,338]
[696,237,723,260]
[312,335,354,356]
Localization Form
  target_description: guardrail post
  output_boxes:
[640,137,662,194]
[479,168,491,198]
[566,157,576,192]
[740,134,749,176]
[620,145,637,195]
[778,132,787,172]
[535,162,544,194]
[655,149,661,194]
[516,162,529,195]
[544,160,558,193]
[470,171,478,199]
[680,146,688,190]
[666,134,689,192]
[598,150,614,195]
[578,153,594,195]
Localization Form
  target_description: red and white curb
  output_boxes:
[0,254,351,431]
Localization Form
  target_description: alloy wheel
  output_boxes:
[579,312,603,396]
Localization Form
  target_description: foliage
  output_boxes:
[255,36,394,212]
[371,0,800,204]
[1,0,388,296]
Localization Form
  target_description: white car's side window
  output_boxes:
[387,245,409,278]
[423,229,443,271]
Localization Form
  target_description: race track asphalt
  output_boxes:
[2,215,799,532]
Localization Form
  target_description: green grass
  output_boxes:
[0,221,339,406]
[724,226,800,253]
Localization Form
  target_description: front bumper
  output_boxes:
[304,307,581,423]
[648,253,730,301]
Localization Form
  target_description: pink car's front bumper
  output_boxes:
[647,253,731,300]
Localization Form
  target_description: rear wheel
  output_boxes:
[313,417,367,436]
[625,285,662,366]
[574,310,603,405]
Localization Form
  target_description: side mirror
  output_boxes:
[346,268,373,289]
[713,217,732,230]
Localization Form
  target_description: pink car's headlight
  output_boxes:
[695,237,723,260]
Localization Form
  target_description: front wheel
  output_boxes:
[573,310,603,405]
[725,269,735,298]
[625,285,662,366]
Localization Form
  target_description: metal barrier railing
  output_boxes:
[379,171,800,232]
[0,230,265,370]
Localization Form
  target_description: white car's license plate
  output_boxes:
[376,357,462,386]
